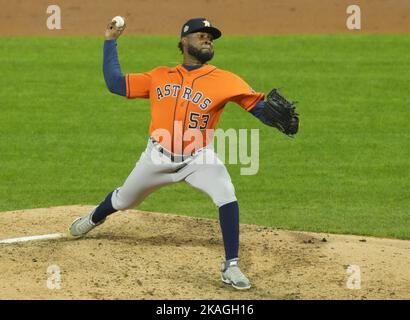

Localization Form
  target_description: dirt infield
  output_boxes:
[0,206,409,300]
[0,0,409,36]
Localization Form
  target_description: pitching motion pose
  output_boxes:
[69,17,299,290]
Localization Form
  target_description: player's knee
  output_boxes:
[213,180,237,207]
[111,188,135,211]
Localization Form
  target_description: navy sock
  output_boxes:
[219,201,239,261]
[91,191,117,223]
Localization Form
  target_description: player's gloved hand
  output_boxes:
[262,88,299,137]
[105,20,126,40]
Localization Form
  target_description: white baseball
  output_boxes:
[112,16,125,28]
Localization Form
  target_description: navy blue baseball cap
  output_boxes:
[180,18,222,39]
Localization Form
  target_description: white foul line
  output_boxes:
[0,233,65,244]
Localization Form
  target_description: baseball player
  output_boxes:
[69,17,299,290]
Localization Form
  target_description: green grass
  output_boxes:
[1,35,409,239]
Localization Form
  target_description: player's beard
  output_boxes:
[187,44,214,64]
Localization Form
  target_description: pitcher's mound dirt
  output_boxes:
[0,205,409,299]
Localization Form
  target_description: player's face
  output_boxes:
[185,32,214,63]
[188,32,214,51]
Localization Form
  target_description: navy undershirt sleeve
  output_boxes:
[249,100,271,126]
[103,40,126,96]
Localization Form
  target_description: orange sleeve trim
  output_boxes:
[245,93,265,111]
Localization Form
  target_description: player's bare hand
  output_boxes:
[105,20,126,40]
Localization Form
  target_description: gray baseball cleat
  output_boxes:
[221,258,251,290]
[68,208,105,238]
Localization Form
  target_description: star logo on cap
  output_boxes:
[184,25,189,32]
[203,20,211,27]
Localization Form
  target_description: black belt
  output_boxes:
[150,138,193,163]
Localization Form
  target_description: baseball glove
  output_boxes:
[262,88,299,136]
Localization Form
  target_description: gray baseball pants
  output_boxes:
[110,138,237,210]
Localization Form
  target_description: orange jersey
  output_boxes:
[125,64,264,154]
